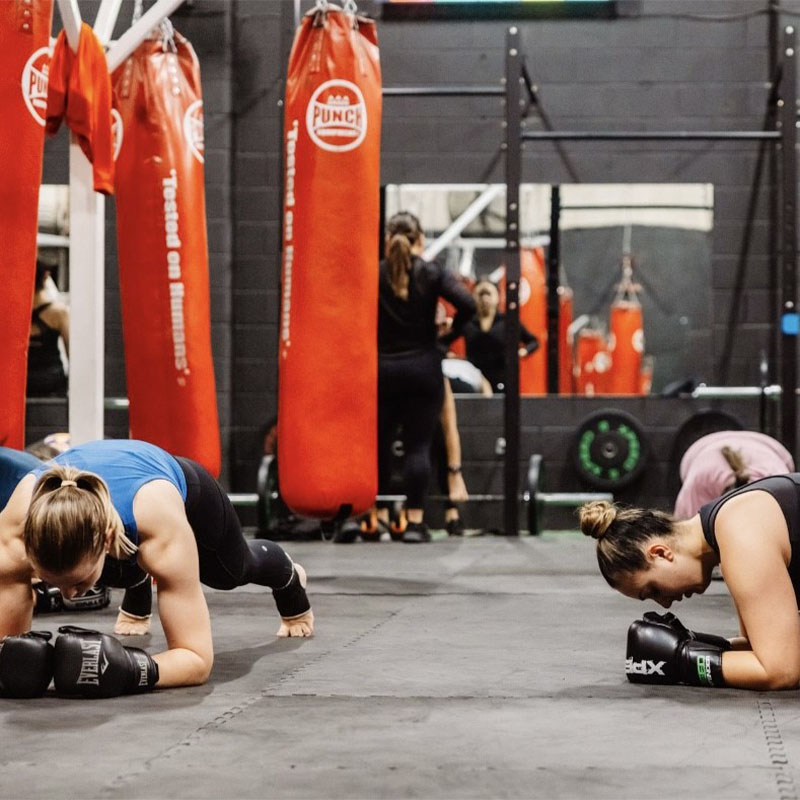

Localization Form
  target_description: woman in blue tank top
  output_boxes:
[0,439,312,699]
[577,476,800,692]
[0,445,146,626]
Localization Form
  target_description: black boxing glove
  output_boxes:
[643,611,732,652]
[54,626,159,699]
[626,614,726,688]
[62,584,112,612]
[32,582,64,615]
[0,631,55,698]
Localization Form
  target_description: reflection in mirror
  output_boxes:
[384,183,713,396]
[28,184,70,399]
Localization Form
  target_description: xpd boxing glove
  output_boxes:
[54,626,159,699]
[643,611,732,651]
[626,612,730,688]
[0,631,55,698]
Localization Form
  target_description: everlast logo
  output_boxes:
[133,652,149,688]
[625,657,666,676]
[76,640,103,686]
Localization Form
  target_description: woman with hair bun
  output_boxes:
[580,480,800,691]
[0,439,312,699]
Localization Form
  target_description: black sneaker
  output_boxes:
[402,521,431,544]
[445,517,464,537]
[332,520,360,544]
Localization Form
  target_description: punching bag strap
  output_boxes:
[158,18,177,53]
[343,1,368,75]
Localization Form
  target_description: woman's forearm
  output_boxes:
[722,650,799,690]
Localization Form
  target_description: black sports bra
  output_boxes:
[699,473,800,606]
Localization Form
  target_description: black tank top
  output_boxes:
[699,473,800,606]
[28,303,65,374]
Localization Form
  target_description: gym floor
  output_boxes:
[3,534,796,800]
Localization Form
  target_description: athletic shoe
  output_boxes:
[445,517,464,537]
[332,520,360,544]
[402,521,431,544]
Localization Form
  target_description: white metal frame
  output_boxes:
[54,0,183,443]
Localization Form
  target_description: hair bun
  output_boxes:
[579,500,617,540]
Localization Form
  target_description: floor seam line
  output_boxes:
[97,610,401,795]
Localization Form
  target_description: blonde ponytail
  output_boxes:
[24,465,136,573]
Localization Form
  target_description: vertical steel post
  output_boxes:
[68,147,105,444]
[546,185,561,394]
[503,27,522,535]
[780,26,798,457]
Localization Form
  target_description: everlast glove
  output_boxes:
[33,582,64,614]
[54,626,159,699]
[626,613,728,688]
[62,585,112,612]
[0,631,55,698]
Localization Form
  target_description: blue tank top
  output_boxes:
[0,447,41,511]
[31,439,187,543]
[31,440,188,589]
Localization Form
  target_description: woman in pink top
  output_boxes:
[673,430,794,519]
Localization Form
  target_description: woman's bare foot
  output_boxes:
[114,609,152,636]
[276,563,314,637]
[276,608,314,637]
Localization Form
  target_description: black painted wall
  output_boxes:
[35,0,800,518]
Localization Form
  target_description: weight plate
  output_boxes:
[527,454,544,535]
[572,409,648,490]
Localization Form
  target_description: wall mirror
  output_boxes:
[384,182,713,396]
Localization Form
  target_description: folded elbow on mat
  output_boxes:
[762,669,800,691]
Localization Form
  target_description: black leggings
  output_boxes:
[378,348,444,509]
[176,457,294,592]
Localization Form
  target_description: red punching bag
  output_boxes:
[497,249,547,395]
[518,247,547,395]
[575,326,611,396]
[278,5,382,518]
[112,26,220,476]
[0,0,53,448]
[608,263,644,395]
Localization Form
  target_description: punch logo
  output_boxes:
[111,109,123,162]
[21,46,51,126]
[183,99,204,164]
[306,79,367,153]
[625,657,666,677]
